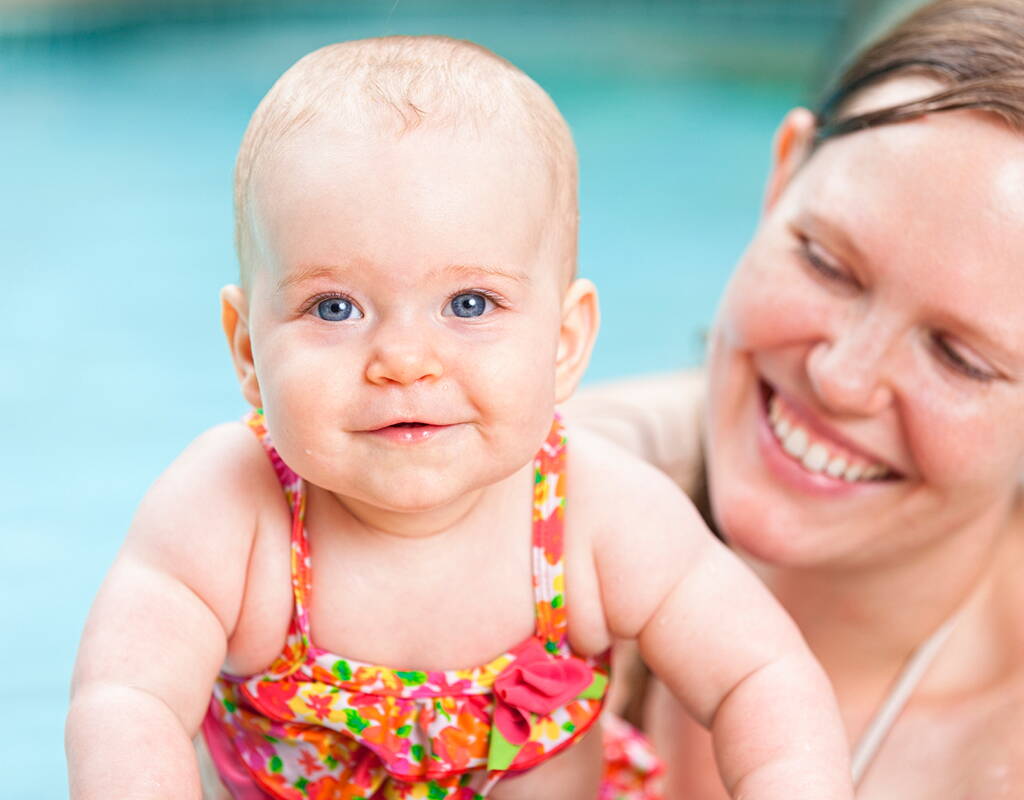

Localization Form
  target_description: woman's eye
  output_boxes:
[315,297,361,321]
[932,334,996,382]
[445,292,493,318]
[801,238,853,285]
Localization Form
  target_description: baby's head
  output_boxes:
[234,35,579,290]
[222,36,599,516]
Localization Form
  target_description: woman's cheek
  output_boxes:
[909,383,1024,492]
[716,263,812,353]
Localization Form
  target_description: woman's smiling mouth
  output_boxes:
[758,382,899,489]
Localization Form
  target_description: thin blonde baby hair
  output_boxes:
[234,35,578,287]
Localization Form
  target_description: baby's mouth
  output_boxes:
[363,420,455,443]
[763,386,898,483]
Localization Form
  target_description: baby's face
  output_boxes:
[238,123,574,513]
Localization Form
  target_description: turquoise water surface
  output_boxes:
[1,5,823,796]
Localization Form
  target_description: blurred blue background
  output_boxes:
[1,0,916,796]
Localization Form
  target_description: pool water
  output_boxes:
[1,6,818,796]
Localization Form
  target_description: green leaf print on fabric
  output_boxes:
[396,724,412,736]
[580,671,609,700]
[396,670,428,686]
[222,698,237,713]
[545,640,559,654]
[332,659,353,681]
[551,594,564,609]
[343,708,370,733]
[269,755,283,773]
[427,782,447,800]
[411,744,425,762]
[294,776,309,794]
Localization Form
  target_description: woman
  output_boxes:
[573,1,1024,796]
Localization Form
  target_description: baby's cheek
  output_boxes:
[487,345,558,444]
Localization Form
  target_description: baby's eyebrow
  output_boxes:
[276,264,355,292]
[437,263,531,285]
[275,262,531,292]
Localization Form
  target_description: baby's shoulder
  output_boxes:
[146,420,276,507]
[563,418,704,541]
[127,420,283,578]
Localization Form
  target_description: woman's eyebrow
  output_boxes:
[794,210,866,263]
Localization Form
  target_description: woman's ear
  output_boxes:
[220,284,262,409]
[555,278,600,404]
[763,107,817,213]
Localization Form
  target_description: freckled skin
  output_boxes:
[641,78,1024,799]
[709,101,1024,568]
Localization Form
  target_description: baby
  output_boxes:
[66,37,853,800]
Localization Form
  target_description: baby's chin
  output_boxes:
[322,464,522,528]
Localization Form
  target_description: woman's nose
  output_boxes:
[365,325,444,386]
[806,317,896,417]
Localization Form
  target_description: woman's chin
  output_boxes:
[710,484,851,569]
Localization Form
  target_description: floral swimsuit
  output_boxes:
[201,411,662,799]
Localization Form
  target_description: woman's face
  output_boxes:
[707,79,1024,569]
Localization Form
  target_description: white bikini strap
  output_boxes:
[850,609,961,786]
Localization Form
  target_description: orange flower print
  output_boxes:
[298,748,324,776]
[303,692,334,722]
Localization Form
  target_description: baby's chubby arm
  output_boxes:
[66,423,270,800]
[569,428,853,799]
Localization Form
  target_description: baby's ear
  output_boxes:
[220,285,262,408]
[555,278,600,403]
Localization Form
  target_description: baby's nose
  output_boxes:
[365,335,444,386]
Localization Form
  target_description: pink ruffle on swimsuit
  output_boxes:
[201,411,662,799]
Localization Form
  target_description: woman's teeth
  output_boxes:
[768,394,889,482]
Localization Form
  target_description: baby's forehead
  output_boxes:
[247,122,573,290]
[236,36,578,288]
[252,119,557,219]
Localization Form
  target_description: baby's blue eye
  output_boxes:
[316,297,360,321]
[447,292,490,318]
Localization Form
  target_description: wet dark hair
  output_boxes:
[814,0,1024,148]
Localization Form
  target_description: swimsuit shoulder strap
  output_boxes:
[850,607,963,786]
[244,410,313,644]
[531,414,570,652]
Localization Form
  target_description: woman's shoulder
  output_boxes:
[563,369,706,494]
[869,549,1024,798]
[868,674,1024,799]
